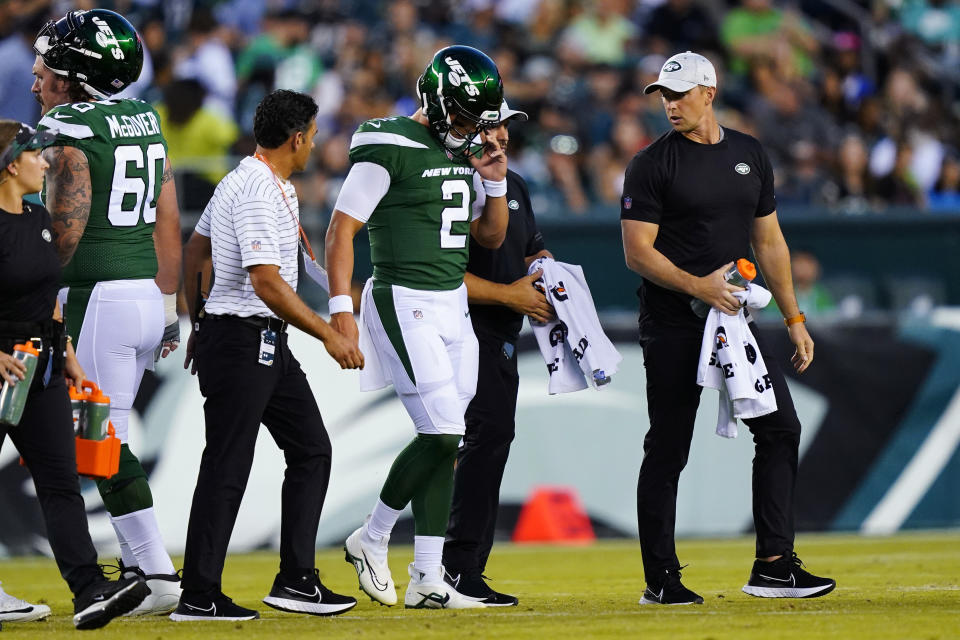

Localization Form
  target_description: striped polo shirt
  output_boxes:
[197,156,299,318]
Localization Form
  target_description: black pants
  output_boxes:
[444,332,518,574]
[637,323,801,582]
[181,317,333,594]
[1,374,103,596]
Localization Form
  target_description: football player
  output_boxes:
[32,9,182,616]
[326,45,508,609]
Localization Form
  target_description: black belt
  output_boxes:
[205,314,288,333]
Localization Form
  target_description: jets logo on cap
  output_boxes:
[663,61,681,72]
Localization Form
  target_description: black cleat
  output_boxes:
[262,569,356,616]
[169,590,259,621]
[444,568,518,607]
[742,553,836,598]
[639,568,704,605]
[72,576,149,630]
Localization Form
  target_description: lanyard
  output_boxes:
[253,153,317,261]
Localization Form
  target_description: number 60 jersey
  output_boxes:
[38,98,166,288]
[350,116,482,292]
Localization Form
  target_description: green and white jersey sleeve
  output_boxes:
[345,116,480,291]
[38,98,167,287]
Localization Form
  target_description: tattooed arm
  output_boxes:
[153,158,182,295]
[43,145,91,266]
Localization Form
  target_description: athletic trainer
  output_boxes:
[619,51,835,605]
[174,90,362,621]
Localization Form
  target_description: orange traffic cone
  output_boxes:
[512,486,596,544]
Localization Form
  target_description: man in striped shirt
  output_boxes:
[175,90,362,622]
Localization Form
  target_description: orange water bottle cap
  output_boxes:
[69,385,86,400]
[736,258,757,281]
[81,380,110,404]
[13,343,39,357]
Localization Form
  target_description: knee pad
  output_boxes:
[401,382,467,435]
[95,445,153,516]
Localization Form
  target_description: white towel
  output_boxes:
[358,278,391,391]
[529,258,622,394]
[696,284,778,438]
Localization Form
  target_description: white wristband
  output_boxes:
[482,177,507,198]
[163,293,178,326]
[329,294,353,315]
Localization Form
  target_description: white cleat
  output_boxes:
[404,564,486,609]
[0,583,51,622]
[344,522,397,606]
[123,574,182,616]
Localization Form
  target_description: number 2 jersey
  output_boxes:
[348,116,481,291]
[38,99,166,288]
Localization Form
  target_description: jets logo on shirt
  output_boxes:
[735,163,751,175]
[508,199,520,210]
[41,229,52,242]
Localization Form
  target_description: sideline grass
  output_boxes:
[1,532,958,639]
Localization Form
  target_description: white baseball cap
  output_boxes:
[643,51,717,95]
[499,99,528,123]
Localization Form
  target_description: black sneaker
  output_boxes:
[639,568,704,605]
[262,569,357,616]
[169,590,259,621]
[742,553,836,598]
[444,568,518,607]
[72,576,149,630]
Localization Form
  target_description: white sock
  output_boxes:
[366,499,401,542]
[110,522,138,570]
[413,535,444,579]
[110,508,175,576]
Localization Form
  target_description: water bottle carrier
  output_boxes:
[75,420,121,479]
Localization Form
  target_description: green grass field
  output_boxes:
[1,532,958,639]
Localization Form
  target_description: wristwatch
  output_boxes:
[784,312,806,327]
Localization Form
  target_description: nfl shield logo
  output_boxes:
[623,196,632,210]
[251,240,262,250]
[413,309,423,319]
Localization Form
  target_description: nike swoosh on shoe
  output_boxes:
[283,586,321,601]
[757,574,796,586]
[362,551,390,591]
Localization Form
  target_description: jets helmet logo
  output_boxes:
[444,57,479,97]
[92,16,124,60]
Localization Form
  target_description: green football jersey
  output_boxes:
[349,116,479,291]
[38,99,167,287]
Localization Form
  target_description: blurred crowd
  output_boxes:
[1,0,958,221]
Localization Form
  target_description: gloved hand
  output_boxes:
[155,293,180,361]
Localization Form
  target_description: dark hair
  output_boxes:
[253,90,318,149]
[62,78,90,104]
[164,79,206,125]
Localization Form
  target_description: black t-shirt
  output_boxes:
[620,128,776,334]
[468,169,545,342]
[0,201,61,323]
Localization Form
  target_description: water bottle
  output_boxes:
[69,384,86,436]
[0,343,40,427]
[690,258,757,318]
[80,380,110,441]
